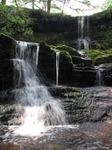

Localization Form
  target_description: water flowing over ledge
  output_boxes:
[12,41,66,136]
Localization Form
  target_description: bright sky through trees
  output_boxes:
[5,0,106,16]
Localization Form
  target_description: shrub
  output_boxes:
[0,5,34,41]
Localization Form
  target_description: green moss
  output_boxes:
[60,50,73,66]
[68,92,82,99]
[84,49,112,65]
[53,45,80,56]
[40,42,56,54]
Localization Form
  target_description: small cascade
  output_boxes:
[96,66,104,86]
[77,16,90,50]
[56,51,60,86]
[13,41,66,135]
[97,68,102,86]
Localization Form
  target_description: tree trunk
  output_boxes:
[47,0,51,13]
[32,0,34,9]
[14,0,19,7]
[1,0,6,5]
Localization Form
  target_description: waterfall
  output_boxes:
[77,16,90,50]
[13,41,66,135]
[56,51,60,86]
[97,68,102,86]
[96,66,104,86]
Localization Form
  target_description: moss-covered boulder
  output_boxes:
[38,42,56,84]
[38,43,73,85]
[54,45,80,56]
[59,51,73,84]
[95,55,112,65]
[84,49,112,65]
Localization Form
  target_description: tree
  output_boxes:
[0,5,34,40]
[8,0,97,15]
[102,0,112,10]
[1,0,6,5]
[47,0,51,13]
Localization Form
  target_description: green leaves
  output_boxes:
[102,0,112,10]
[0,5,34,40]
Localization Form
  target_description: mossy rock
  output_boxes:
[53,45,80,56]
[84,49,112,65]
[48,86,82,98]
[38,43,73,85]
[38,42,56,83]
[59,50,73,84]
[95,54,112,65]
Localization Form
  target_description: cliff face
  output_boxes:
[0,34,16,91]
[29,9,112,49]
[1,8,112,91]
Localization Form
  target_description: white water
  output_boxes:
[12,41,66,136]
[56,51,60,86]
[96,66,104,86]
[77,16,90,50]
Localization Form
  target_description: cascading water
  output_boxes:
[56,51,60,86]
[97,68,102,86]
[13,41,66,136]
[77,16,90,50]
[96,66,104,86]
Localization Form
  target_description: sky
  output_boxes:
[6,0,107,16]
[62,0,107,16]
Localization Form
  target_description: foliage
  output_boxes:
[0,5,34,41]
[102,0,112,10]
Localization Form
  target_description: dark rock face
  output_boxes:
[0,60,14,90]
[96,64,112,86]
[59,51,73,85]
[0,34,16,91]
[72,56,93,67]
[0,34,16,59]
[38,43,56,84]
[72,67,97,87]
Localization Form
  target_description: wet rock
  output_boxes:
[0,60,14,90]
[0,104,24,125]
[96,64,112,86]
[72,67,97,87]
[72,56,93,67]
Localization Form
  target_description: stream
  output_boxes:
[0,122,112,150]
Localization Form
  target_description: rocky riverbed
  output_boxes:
[0,86,112,125]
